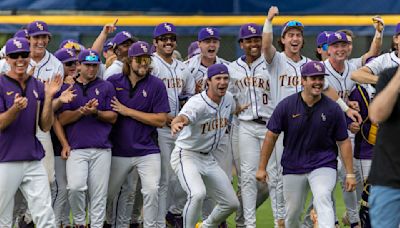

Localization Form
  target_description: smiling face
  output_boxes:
[281,28,304,55]
[302,75,325,97]
[79,63,99,83]
[6,52,31,77]
[207,73,230,99]
[130,55,152,78]
[29,34,49,58]
[328,41,349,62]
[199,38,220,60]
[240,36,262,60]
[154,34,177,58]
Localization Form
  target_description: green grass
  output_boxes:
[226,177,348,227]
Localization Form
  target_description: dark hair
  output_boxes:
[315,49,322,61]
[337,29,355,39]
[122,57,131,76]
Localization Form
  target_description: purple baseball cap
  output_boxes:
[78,49,100,64]
[198,27,220,41]
[54,48,78,63]
[301,61,328,77]
[327,32,350,45]
[59,39,84,51]
[112,31,135,49]
[14,29,28,39]
[316,31,334,47]
[103,38,114,51]
[188,41,200,58]
[5,38,30,55]
[128,41,151,57]
[27,21,51,37]
[239,23,262,40]
[207,63,229,79]
[395,23,400,35]
[153,22,176,38]
[281,20,304,37]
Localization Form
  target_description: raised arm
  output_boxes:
[91,20,117,54]
[262,6,279,64]
[360,16,384,65]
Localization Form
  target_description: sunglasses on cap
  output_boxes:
[84,55,99,62]
[321,43,328,51]
[285,20,303,27]
[8,52,30,59]
[133,56,152,65]
[157,35,177,42]
[65,61,77,67]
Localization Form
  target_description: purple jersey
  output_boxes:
[0,75,45,162]
[108,73,170,157]
[59,78,115,149]
[267,93,348,174]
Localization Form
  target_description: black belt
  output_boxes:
[252,117,266,125]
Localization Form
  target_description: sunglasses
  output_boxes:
[65,61,77,67]
[134,56,152,65]
[84,55,99,62]
[8,52,30,59]
[157,35,177,42]
[322,43,328,51]
[285,20,304,27]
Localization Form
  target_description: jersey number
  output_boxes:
[263,94,268,105]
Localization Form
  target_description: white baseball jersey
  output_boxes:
[185,54,230,89]
[366,51,400,75]
[151,53,195,117]
[175,91,235,153]
[324,59,357,102]
[0,59,8,74]
[349,57,363,69]
[103,60,123,80]
[28,50,64,81]
[266,52,311,102]
[228,55,275,121]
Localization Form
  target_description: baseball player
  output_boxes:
[256,61,357,228]
[105,41,170,228]
[228,23,276,227]
[351,22,400,84]
[170,63,240,228]
[58,49,117,228]
[0,37,61,227]
[151,22,195,227]
[315,31,334,61]
[104,31,136,80]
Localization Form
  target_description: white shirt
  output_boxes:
[349,57,363,69]
[228,55,275,121]
[266,52,311,103]
[366,51,400,75]
[151,53,195,117]
[324,59,358,102]
[103,60,123,80]
[175,91,235,153]
[29,50,64,81]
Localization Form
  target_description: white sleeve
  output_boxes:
[365,55,385,75]
[179,97,202,123]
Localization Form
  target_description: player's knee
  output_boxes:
[67,182,87,193]
[189,189,206,203]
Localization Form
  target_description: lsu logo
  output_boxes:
[321,113,326,122]
[33,90,38,99]
[164,23,172,32]
[206,28,214,35]
[95,88,100,96]
[142,89,147,97]
[325,31,331,38]
[140,43,148,53]
[314,63,323,72]
[334,32,342,40]
[67,49,75,57]
[13,39,22,49]
[122,31,132,38]
[248,25,256,34]
[36,22,44,31]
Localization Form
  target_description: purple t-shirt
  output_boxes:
[107,73,170,157]
[59,78,115,149]
[0,75,45,162]
[267,93,348,174]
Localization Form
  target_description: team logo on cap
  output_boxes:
[67,49,74,57]
[164,23,172,32]
[314,63,322,72]
[33,90,38,99]
[140,43,148,53]
[334,32,342,40]
[248,25,256,34]
[206,28,214,35]
[122,31,132,38]
[13,39,23,49]
[95,88,100,96]
[142,89,147,97]
[325,32,331,37]
[36,22,44,31]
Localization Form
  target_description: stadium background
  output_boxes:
[0,0,395,226]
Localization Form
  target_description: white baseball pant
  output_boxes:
[53,156,71,226]
[67,148,111,227]
[171,148,239,228]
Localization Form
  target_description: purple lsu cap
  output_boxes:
[301,61,328,77]
[395,23,400,35]
[27,21,51,37]
[327,32,350,45]
[78,49,100,64]
[198,27,220,41]
[207,63,229,79]
[128,41,151,57]
[281,20,304,37]
[5,38,30,55]
[54,48,78,63]
[14,29,29,39]
[188,41,200,58]
[153,22,176,38]
[239,23,262,40]
[59,39,84,51]
[316,31,334,47]
[112,31,134,48]
[103,38,114,51]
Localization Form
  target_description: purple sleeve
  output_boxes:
[267,99,286,134]
[104,81,115,111]
[333,105,349,141]
[153,80,171,113]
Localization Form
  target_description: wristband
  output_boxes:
[346,174,356,178]
[336,98,349,112]
[263,19,273,33]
